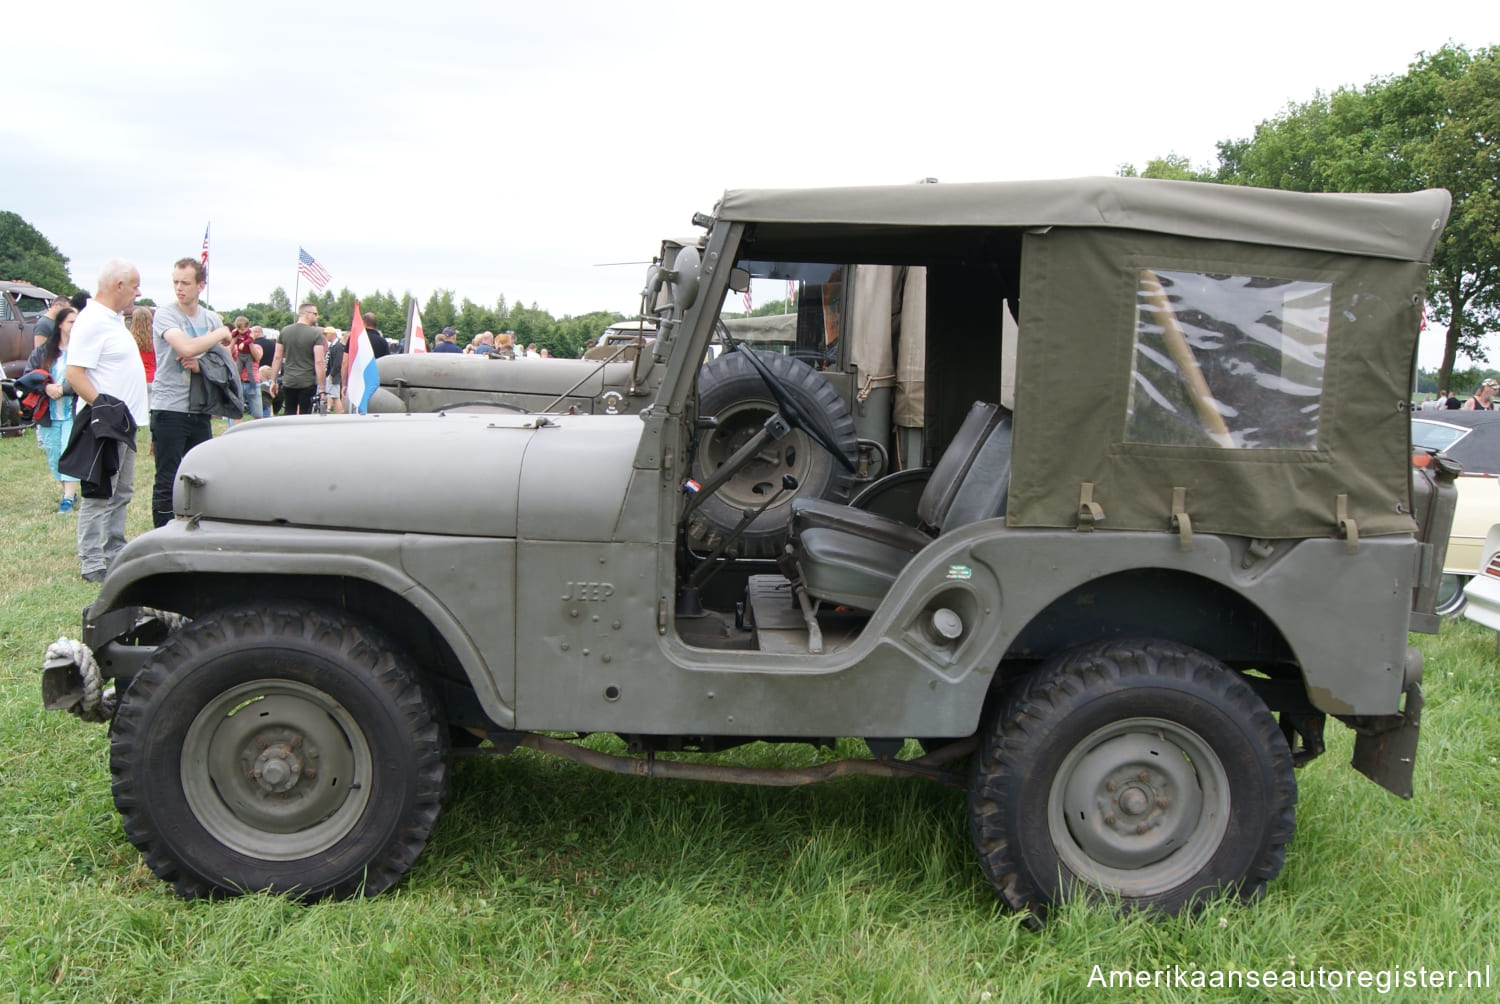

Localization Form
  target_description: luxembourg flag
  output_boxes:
[345,301,380,414]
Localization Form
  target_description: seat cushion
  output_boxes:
[797,527,922,611]
[790,497,932,553]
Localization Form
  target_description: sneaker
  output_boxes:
[58,497,75,514]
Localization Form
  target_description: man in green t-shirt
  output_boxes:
[270,303,327,415]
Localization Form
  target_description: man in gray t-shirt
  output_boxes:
[270,302,328,415]
[150,257,233,528]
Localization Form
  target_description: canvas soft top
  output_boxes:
[716,177,1451,265]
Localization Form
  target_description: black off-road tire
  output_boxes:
[109,605,450,901]
[968,639,1296,919]
[688,350,857,558]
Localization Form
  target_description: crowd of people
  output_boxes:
[23,257,401,583]
[433,326,550,359]
[24,255,574,584]
[1424,378,1499,410]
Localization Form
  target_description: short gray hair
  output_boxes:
[97,258,137,290]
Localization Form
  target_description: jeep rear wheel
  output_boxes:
[688,350,857,558]
[109,606,449,900]
[968,639,1296,918]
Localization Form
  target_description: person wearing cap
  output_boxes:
[434,326,463,353]
[1463,379,1499,411]
[322,326,347,413]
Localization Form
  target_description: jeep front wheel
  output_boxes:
[968,639,1296,918]
[109,606,449,900]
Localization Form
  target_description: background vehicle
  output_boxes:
[1,279,56,379]
[1413,412,1500,614]
[1461,523,1500,630]
[372,303,870,557]
[46,177,1454,921]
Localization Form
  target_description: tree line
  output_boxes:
[1416,366,1500,397]
[231,286,624,359]
[0,212,625,359]
[1120,43,1498,395]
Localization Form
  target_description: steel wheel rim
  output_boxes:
[1047,716,1230,897]
[1435,574,1468,617]
[698,400,815,511]
[182,678,373,860]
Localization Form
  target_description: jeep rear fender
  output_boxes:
[971,530,1418,717]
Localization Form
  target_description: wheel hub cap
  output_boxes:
[252,740,309,793]
[182,682,370,859]
[1047,717,1232,897]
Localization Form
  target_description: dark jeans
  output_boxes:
[284,384,319,415]
[150,410,213,528]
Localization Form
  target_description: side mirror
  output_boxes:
[641,264,664,313]
[728,267,750,294]
[665,246,701,313]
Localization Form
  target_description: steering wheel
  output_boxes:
[718,323,856,473]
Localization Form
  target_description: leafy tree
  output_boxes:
[0,211,78,295]
[552,310,623,359]
[1126,44,1499,393]
[1117,153,1215,182]
[422,289,458,333]
[456,298,502,345]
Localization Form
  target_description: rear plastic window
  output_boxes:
[1126,269,1330,450]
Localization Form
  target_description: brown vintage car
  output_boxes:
[1,279,58,378]
[1,280,59,433]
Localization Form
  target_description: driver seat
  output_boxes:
[788,401,1012,610]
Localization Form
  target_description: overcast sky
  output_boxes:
[10,1,1496,366]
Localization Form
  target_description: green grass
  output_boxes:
[2,426,1499,1002]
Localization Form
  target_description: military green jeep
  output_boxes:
[46,177,1457,919]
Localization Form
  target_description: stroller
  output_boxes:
[1,376,26,437]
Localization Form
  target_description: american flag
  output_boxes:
[200,224,209,269]
[742,288,753,313]
[298,247,332,291]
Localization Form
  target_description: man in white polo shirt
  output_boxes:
[65,259,149,583]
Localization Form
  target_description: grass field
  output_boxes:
[2,425,1498,1002]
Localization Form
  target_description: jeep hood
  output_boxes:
[173,412,644,538]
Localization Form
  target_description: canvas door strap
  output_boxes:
[1336,494,1359,553]
[1077,483,1105,531]
[1170,486,1192,550]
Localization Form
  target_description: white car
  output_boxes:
[1462,524,1500,630]
[1413,413,1500,615]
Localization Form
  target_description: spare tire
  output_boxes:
[687,350,857,558]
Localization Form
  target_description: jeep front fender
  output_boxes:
[85,520,517,728]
